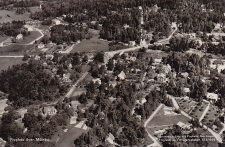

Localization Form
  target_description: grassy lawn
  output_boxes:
[17,31,42,44]
[0,10,31,23]
[71,36,109,53]
[0,57,22,72]
[189,101,208,120]
[0,37,9,43]
[147,105,191,136]
[148,105,190,127]
[0,44,34,54]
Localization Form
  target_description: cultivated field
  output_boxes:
[0,57,22,72]
[0,44,34,54]
[202,105,222,132]
[71,36,109,53]
[176,97,197,113]
[189,101,208,120]
[0,10,31,23]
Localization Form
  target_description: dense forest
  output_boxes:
[50,24,91,44]
[30,0,225,44]
[0,60,67,108]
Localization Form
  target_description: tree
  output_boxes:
[94,52,104,63]
[107,58,114,71]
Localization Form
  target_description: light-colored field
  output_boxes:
[56,123,88,147]
[71,36,109,53]
[0,99,8,116]
[0,10,31,23]
[147,106,189,131]
[0,57,22,72]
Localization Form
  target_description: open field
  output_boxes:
[146,105,191,135]
[0,57,22,72]
[0,10,31,23]
[17,31,42,44]
[0,44,34,54]
[56,122,88,147]
[71,36,109,53]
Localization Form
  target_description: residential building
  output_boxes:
[207,93,218,103]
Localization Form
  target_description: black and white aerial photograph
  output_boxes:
[0,0,224,147]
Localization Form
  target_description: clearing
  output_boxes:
[56,121,88,147]
[0,10,31,23]
[71,36,109,53]
[0,57,22,72]
[17,31,42,44]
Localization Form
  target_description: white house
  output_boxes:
[41,106,57,116]
[118,71,126,80]
[157,73,168,83]
[63,73,72,83]
[129,41,136,46]
[24,25,34,31]
[105,133,118,145]
[92,78,101,85]
[16,34,23,40]
[183,87,190,93]
[207,93,218,103]
[154,58,162,65]
[52,19,61,25]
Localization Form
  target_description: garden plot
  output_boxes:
[189,101,208,120]
[201,105,222,133]
[176,97,197,113]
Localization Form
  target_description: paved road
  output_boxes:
[199,103,210,122]
[65,72,88,98]
[144,104,163,147]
